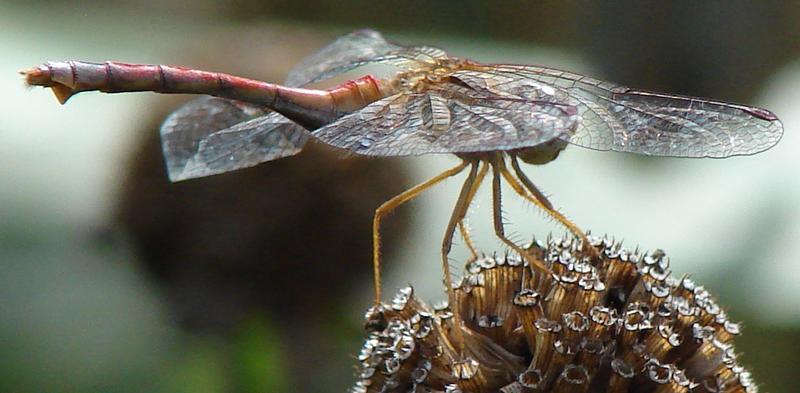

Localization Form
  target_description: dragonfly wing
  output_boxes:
[285,29,447,87]
[311,86,578,156]
[485,65,783,158]
[161,97,308,181]
[159,32,449,182]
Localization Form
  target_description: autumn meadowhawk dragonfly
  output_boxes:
[24,29,783,364]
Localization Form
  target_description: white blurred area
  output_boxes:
[1,4,798,389]
[0,4,187,389]
[744,63,800,322]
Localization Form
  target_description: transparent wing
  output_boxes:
[160,31,428,181]
[285,29,447,87]
[311,80,578,156]
[484,65,783,158]
[160,97,307,181]
[158,31,453,182]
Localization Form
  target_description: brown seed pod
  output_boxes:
[353,236,756,393]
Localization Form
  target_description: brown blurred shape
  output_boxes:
[101,27,414,391]
[116,109,412,331]
[113,99,410,391]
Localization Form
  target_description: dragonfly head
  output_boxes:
[514,138,569,165]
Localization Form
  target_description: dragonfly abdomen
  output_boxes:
[327,75,385,114]
[24,61,284,105]
[24,61,387,131]
[281,75,387,130]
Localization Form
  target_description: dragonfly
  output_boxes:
[24,29,783,370]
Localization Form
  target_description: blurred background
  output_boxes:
[2,1,799,392]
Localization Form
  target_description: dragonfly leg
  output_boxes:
[456,163,490,260]
[440,161,483,363]
[501,158,598,259]
[490,161,552,276]
[372,161,469,305]
[510,156,554,210]
[457,221,479,260]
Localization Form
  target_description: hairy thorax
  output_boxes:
[387,58,474,94]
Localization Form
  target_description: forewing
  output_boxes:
[160,97,307,181]
[159,31,451,182]
[485,65,783,158]
[310,85,578,156]
[285,29,447,87]
[159,31,426,182]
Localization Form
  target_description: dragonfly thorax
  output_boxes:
[390,58,471,93]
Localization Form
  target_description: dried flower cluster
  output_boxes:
[353,236,755,393]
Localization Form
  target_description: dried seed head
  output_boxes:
[352,235,757,393]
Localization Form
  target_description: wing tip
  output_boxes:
[165,167,191,183]
[742,106,780,122]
